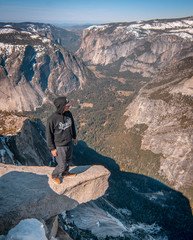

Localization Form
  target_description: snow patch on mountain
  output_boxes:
[30,34,40,39]
[42,38,51,43]
[0,28,16,34]
[169,32,193,40]
[21,30,32,35]
[0,43,26,55]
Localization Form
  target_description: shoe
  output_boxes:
[51,177,61,184]
[62,172,77,178]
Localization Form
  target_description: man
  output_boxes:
[46,96,77,184]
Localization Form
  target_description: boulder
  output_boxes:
[6,219,47,240]
[0,164,110,234]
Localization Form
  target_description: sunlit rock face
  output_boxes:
[124,57,193,191]
[77,16,193,77]
[0,24,89,112]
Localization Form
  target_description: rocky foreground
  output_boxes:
[0,163,110,235]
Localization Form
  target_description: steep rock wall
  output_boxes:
[77,17,193,77]
[124,57,193,191]
[0,27,89,112]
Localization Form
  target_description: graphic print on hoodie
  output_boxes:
[58,118,72,131]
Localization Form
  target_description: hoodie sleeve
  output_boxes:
[46,117,56,151]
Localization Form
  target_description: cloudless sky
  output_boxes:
[0,0,193,24]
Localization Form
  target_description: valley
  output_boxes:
[0,16,193,239]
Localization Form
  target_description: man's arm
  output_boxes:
[46,117,56,152]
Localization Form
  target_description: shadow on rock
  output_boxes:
[70,165,91,175]
[0,171,78,235]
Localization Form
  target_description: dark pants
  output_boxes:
[52,142,73,178]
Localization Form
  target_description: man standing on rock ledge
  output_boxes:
[46,96,78,184]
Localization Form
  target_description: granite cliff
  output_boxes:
[124,56,193,205]
[77,16,193,77]
[0,23,90,112]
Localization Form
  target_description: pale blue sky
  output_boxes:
[0,0,193,24]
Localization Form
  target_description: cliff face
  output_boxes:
[75,16,193,210]
[77,16,193,77]
[124,57,193,198]
[0,24,89,112]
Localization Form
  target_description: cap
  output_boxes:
[65,98,73,106]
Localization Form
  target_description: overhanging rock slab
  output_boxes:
[0,164,110,234]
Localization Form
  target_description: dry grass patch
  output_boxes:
[87,65,106,78]
[80,122,87,127]
[79,103,93,108]
[117,90,134,96]
[0,113,27,135]
[112,76,126,84]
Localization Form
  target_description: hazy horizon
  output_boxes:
[0,0,193,25]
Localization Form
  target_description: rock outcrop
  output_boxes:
[77,16,193,77]
[0,117,52,166]
[0,163,110,234]
[0,24,90,112]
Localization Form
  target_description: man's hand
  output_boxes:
[73,139,78,146]
[51,149,57,157]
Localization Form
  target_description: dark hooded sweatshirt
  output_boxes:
[46,97,76,151]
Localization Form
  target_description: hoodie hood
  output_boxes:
[54,97,69,114]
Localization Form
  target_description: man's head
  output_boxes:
[54,96,73,114]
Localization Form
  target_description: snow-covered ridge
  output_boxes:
[0,25,52,45]
[86,18,193,40]
[87,18,193,32]
[26,23,51,33]
[86,25,109,31]
[140,19,193,30]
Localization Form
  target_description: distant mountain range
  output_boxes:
[0,22,82,51]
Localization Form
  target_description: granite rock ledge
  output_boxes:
[0,164,110,234]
